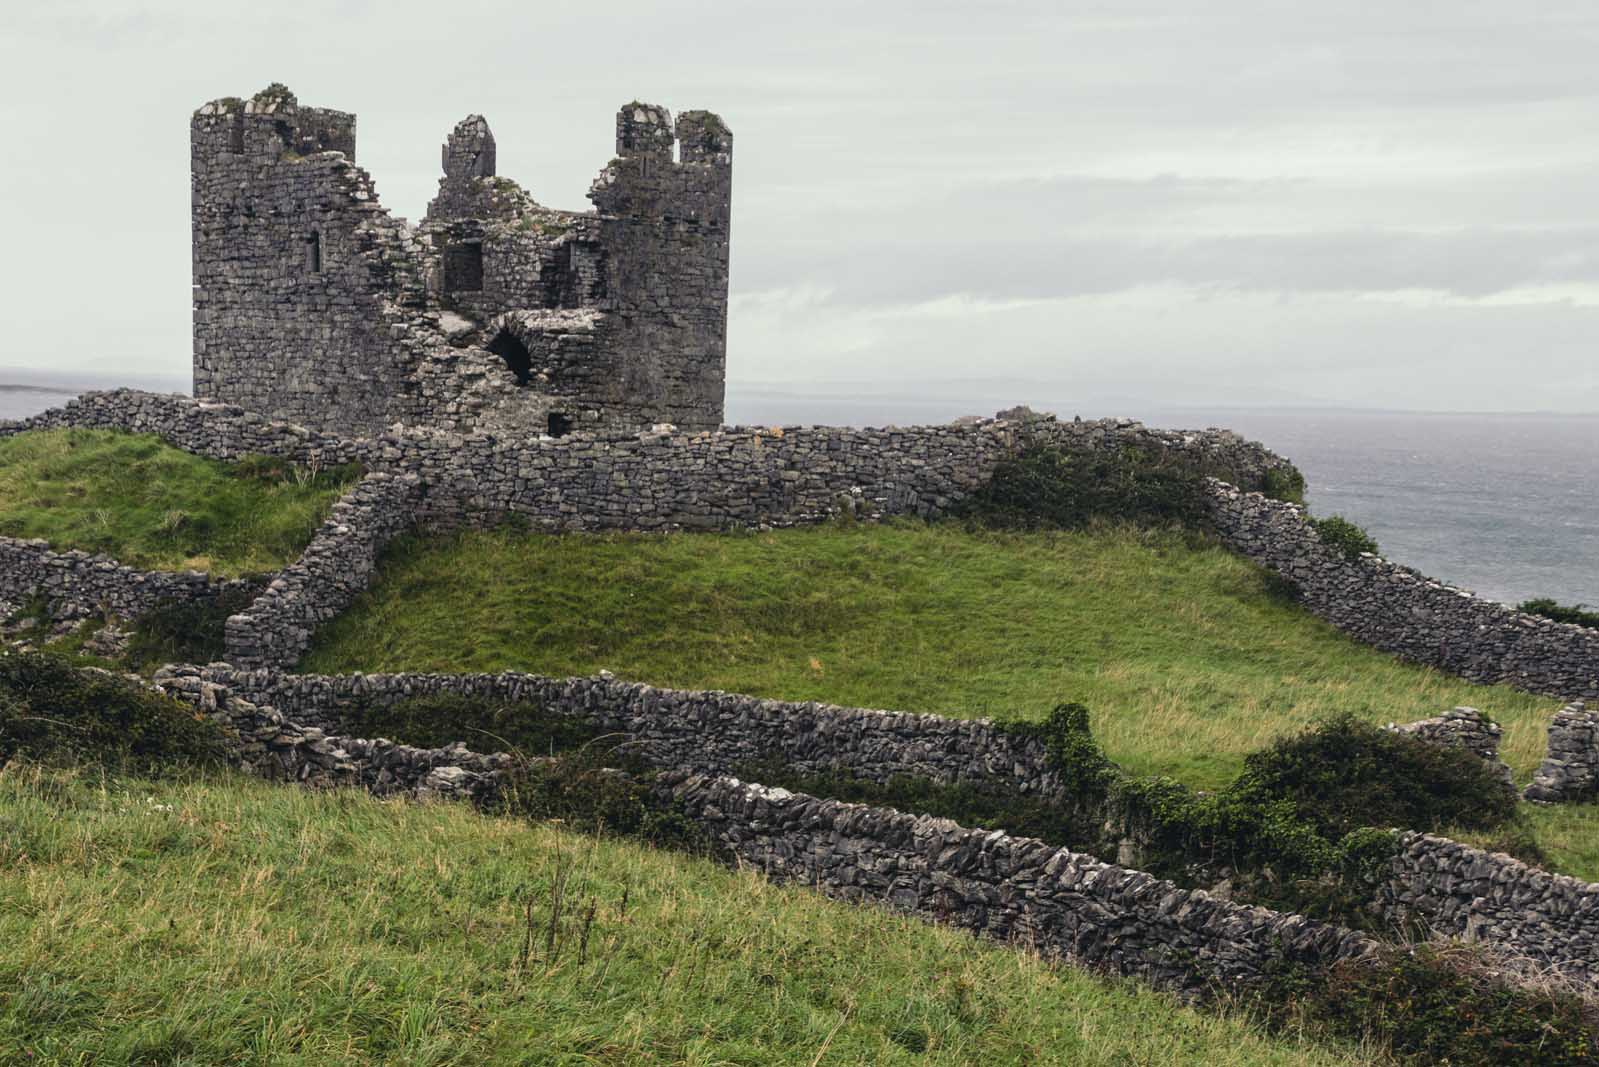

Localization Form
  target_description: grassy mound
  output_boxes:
[0,428,358,576]
[303,523,1555,791]
[0,766,1380,1067]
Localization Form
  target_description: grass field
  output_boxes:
[0,764,1379,1067]
[304,523,1559,791]
[0,429,356,577]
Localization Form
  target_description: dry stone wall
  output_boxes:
[1209,482,1599,701]
[153,666,509,804]
[1387,706,1515,791]
[193,663,1599,985]
[1525,702,1599,802]
[223,473,424,669]
[666,774,1374,998]
[1377,831,1599,985]
[187,666,1066,796]
[147,664,1379,1000]
[0,536,256,622]
[0,390,1295,529]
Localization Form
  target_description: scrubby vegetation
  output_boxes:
[955,445,1215,530]
[760,707,1530,927]
[1308,515,1380,560]
[0,650,226,774]
[0,765,1385,1067]
[304,522,1556,791]
[1520,598,1599,631]
[122,586,261,670]
[0,429,358,576]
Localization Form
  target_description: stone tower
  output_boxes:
[191,84,732,437]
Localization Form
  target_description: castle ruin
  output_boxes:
[190,84,732,437]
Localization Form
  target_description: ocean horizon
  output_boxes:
[5,380,1594,610]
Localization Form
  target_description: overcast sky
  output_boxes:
[4,0,1599,415]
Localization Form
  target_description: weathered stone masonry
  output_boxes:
[195,664,1599,985]
[223,472,424,669]
[192,85,731,438]
[1209,483,1599,702]
[0,537,256,623]
[147,664,1375,1000]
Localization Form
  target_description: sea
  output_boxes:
[5,382,1595,609]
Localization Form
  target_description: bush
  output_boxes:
[1234,714,1517,840]
[1260,943,1599,1066]
[1308,515,1379,560]
[958,446,1213,531]
[1261,465,1306,505]
[339,692,609,758]
[0,650,227,775]
[125,586,262,670]
[1519,598,1599,631]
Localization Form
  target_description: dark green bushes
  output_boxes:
[125,586,262,671]
[1308,515,1379,560]
[1519,598,1599,631]
[0,651,226,775]
[1261,944,1599,1066]
[339,692,610,757]
[1261,465,1306,505]
[753,704,1521,928]
[1234,713,1517,839]
[957,447,1213,530]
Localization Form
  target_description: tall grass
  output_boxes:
[0,429,356,576]
[0,764,1378,1066]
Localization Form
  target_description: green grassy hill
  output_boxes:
[0,765,1376,1067]
[304,523,1557,790]
[0,429,356,576]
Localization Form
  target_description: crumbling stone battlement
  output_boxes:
[192,84,731,439]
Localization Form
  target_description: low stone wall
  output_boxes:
[1525,702,1598,802]
[667,773,1373,998]
[1377,831,1599,985]
[1387,706,1515,790]
[189,666,1066,796]
[1208,482,1599,701]
[148,661,1380,1000]
[153,666,509,804]
[0,536,256,622]
[224,473,424,669]
[194,663,1599,984]
[0,390,1294,529]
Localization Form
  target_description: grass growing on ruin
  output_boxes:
[0,763,1380,1067]
[0,429,357,576]
[305,522,1557,791]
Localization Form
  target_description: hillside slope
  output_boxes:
[0,765,1376,1067]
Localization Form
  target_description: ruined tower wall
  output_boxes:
[188,87,735,439]
[191,90,437,434]
[587,106,732,431]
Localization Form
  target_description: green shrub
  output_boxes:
[1261,465,1306,505]
[1519,598,1599,631]
[0,651,227,775]
[1308,515,1379,560]
[957,447,1213,531]
[1001,702,1119,804]
[125,586,262,671]
[1234,714,1517,840]
[1260,944,1599,1066]
[339,692,609,758]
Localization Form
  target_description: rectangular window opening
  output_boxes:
[547,412,574,438]
[444,242,484,292]
[306,232,322,273]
